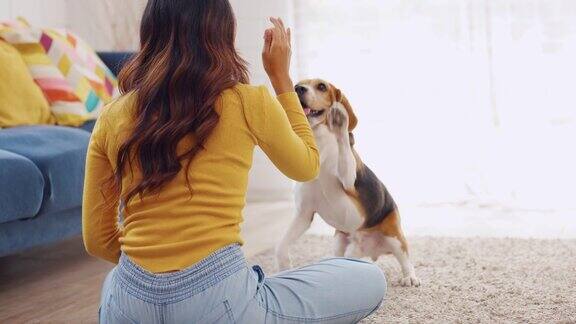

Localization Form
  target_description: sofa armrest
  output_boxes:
[97,52,135,77]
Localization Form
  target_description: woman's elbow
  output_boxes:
[294,169,319,182]
[291,155,320,182]
[83,238,102,258]
[83,233,116,260]
[83,233,105,257]
[83,239,120,264]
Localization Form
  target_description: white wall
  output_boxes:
[0,0,297,202]
[0,0,145,50]
[0,0,68,28]
[293,0,576,211]
[230,0,298,202]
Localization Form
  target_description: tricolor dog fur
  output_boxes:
[275,79,420,287]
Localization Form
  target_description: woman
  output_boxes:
[82,0,386,323]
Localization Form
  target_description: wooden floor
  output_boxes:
[0,201,294,323]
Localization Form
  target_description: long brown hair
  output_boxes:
[115,0,249,204]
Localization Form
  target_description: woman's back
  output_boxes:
[83,84,318,272]
[88,2,385,322]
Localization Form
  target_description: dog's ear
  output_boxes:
[333,86,358,131]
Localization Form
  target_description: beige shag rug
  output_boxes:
[249,235,576,323]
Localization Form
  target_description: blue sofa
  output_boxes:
[0,52,133,256]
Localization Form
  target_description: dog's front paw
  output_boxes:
[328,104,349,137]
[275,249,292,271]
[400,274,421,287]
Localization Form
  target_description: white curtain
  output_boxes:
[293,0,576,210]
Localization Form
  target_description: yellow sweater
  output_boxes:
[82,84,319,272]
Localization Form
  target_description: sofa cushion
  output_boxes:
[97,52,134,77]
[0,126,90,216]
[0,149,44,223]
[79,120,96,133]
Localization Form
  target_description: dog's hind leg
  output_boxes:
[334,230,350,257]
[379,211,420,287]
[383,236,420,286]
[344,242,362,259]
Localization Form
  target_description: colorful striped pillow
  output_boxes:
[0,18,119,126]
[0,19,84,126]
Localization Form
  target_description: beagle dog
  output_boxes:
[275,79,420,287]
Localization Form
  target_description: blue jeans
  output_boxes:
[99,245,386,323]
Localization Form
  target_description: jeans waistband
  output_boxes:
[114,244,246,304]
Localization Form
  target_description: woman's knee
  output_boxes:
[350,259,386,304]
[321,258,387,306]
[265,258,386,322]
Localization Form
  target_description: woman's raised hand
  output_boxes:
[262,17,294,95]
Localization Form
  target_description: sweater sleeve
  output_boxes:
[244,86,320,182]
[82,113,121,264]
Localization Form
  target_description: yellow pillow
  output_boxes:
[0,40,55,127]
